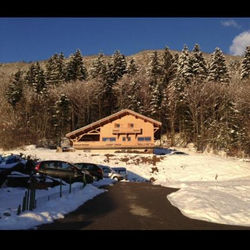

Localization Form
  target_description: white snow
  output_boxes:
[1,145,250,228]
[0,183,107,230]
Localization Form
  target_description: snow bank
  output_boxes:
[167,181,250,227]
[0,183,105,230]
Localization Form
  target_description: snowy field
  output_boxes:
[1,145,250,228]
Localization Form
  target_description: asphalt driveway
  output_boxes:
[37,182,250,230]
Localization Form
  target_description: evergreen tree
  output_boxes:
[190,44,208,81]
[45,52,66,85]
[241,46,250,80]
[177,45,193,84]
[126,80,143,112]
[111,50,127,82]
[45,56,56,84]
[161,47,178,87]
[33,62,47,94]
[90,53,106,79]
[65,49,87,82]
[127,58,138,76]
[25,62,47,94]
[25,64,37,86]
[5,70,23,107]
[53,94,71,145]
[58,52,66,82]
[149,82,161,120]
[97,62,117,116]
[208,47,230,83]
[148,51,162,85]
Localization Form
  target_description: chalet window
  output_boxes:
[79,134,100,142]
[114,123,120,128]
[102,137,116,142]
[122,137,131,141]
[138,137,151,141]
[128,123,134,128]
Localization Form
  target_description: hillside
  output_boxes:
[0,48,243,83]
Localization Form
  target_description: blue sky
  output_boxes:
[0,17,250,63]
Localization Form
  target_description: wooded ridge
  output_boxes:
[0,45,249,157]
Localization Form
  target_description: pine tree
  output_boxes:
[45,52,66,85]
[25,64,37,86]
[127,58,138,76]
[45,56,56,84]
[177,45,193,84]
[161,46,178,87]
[65,49,87,82]
[190,44,208,81]
[111,50,127,82]
[90,53,106,79]
[5,70,24,107]
[208,47,230,83]
[25,62,47,94]
[33,62,47,94]
[149,82,162,120]
[148,51,162,85]
[97,62,117,116]
[53,94,71,145]
[126,80,143,112]
[241,46,250,80]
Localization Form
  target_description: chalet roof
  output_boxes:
[66,109,162,139]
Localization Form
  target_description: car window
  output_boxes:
[61,162,72,170]
[42,161,60,169]
[78,163,94,170]
[103,167,111,173]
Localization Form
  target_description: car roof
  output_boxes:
[75,162,97,165]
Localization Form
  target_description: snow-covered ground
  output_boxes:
[1,145,250,228]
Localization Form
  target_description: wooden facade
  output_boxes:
[66,109,162,150]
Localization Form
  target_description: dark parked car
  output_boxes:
[74,162,104,181]
[0,154,38,187]
[2,171,63,189]
[34,160,93,184]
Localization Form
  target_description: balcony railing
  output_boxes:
[112,128,142,134]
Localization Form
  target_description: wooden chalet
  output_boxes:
[65,109,162,150]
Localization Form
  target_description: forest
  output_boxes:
[0,44,249,157]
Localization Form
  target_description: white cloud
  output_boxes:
[229,31,250,56]
[221,19,241,29]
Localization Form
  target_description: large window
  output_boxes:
[138,137,151,141]
[79,134,100,142]
[102,137,116,142]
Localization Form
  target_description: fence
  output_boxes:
[35,184,84,208]
[17,175,87,215]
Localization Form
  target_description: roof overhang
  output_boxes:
[66,109,162,139]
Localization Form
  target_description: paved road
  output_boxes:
[37,182,250,230]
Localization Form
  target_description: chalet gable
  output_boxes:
[66,109,161,140]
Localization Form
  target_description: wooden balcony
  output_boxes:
[112,128,142,134]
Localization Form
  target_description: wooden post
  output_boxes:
[60,179,62,198]
[69,177,72,194]
[22,191,27,212]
